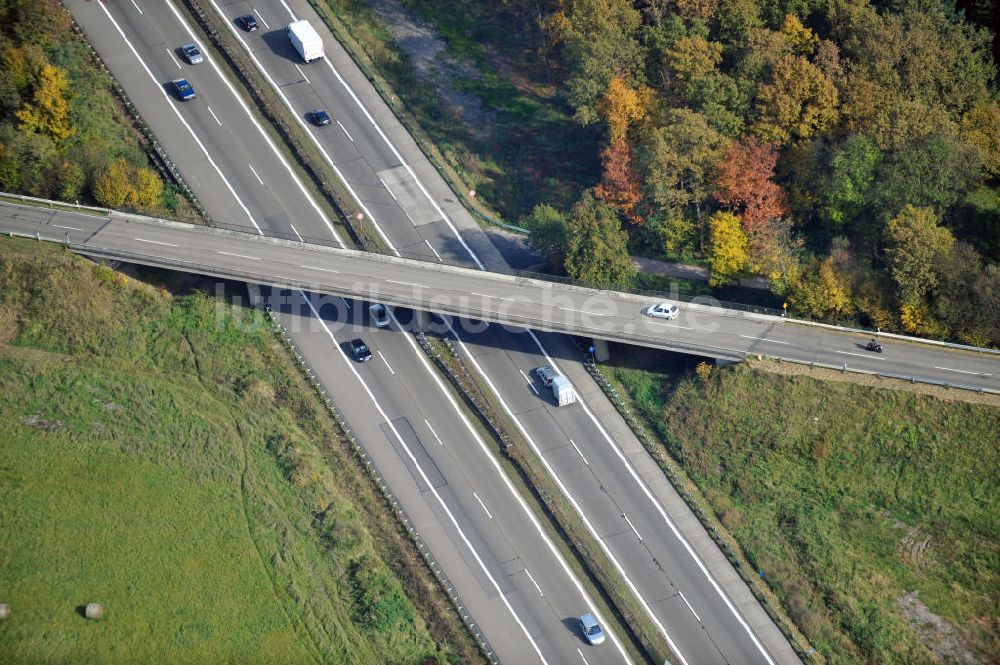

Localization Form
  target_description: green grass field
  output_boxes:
[604,348,999,664]
[0,238,477,664]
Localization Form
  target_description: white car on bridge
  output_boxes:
[645,302,680,320]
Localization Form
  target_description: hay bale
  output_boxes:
[0,603,9,619]
[85,603,104,620]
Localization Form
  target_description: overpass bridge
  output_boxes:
[3,198,998,393]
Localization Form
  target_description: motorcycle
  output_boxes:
[865,341,883,353]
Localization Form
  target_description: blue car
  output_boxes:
[172,78,196,101]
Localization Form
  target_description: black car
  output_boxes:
[349,338,372,362]
[237,14,258,31]
[307,109,331,126]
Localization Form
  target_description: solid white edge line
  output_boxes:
[523,330,776,665]
[97,3,263,234]
[297,293,551,665]
[203,0,394,253]
[164,0,344,247]
[390,313,633,664]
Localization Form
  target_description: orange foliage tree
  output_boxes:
[594,140,643,224]
[713,136,789,234]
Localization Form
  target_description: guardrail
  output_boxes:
[258,297,498,665]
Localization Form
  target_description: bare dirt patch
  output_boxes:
[896,591,983,664]
[367,0,495,137]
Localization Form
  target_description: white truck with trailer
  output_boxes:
[286,20,324,63]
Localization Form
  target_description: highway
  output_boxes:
[59,1,635,663]
[43,1,997,664]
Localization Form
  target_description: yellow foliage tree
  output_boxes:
[131,167,164,209]
[960,100,1000,177]
[707,211,749,286]
[788,256,853,318]
[754,55,838,144]
[662,35,723,85]
[16,63,74,142]
[93,159,133,209]
[597,76,648,144]
[780,14,819,56]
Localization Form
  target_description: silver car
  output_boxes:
[579,612,605,645]
[369,303,390,328]
[180,43,203,65]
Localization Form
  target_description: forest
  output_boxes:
[0,0,173,213]
[508,0,1000,345]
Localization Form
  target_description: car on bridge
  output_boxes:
[645,301,679,320]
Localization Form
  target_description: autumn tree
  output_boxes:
[131,166,164,209]
[787,255,853,318]
[594,140,642,224]
[883,205,954,305]
[661,35,723,96]
[780,14,819,56]
[754,54,839,144]
[960,101,1000,177]
[16,62,73,141]
[93,159,132,208]
[550,0,644,125]
[596,76,647,143]
[713,135,789,233]
[707,210,749,286]
[564,193,635,287]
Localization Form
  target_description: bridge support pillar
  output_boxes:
[590,339,611,363]
[413,309,434,332]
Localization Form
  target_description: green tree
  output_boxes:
[754,54,839,144]
[551,0,644,125]
[872,133,984,219]
[639,109,729,223]
[932,241,985,340]
[661,35,723,96]
[707,210,750,286]
[564,193,635,287]
[523,204,569,273]
[884,205,954,305]
[822,134,880,232]
[960,101,1000,177]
